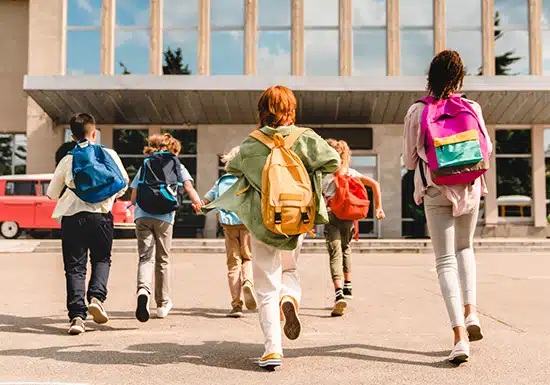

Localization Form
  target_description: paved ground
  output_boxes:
[0,250,548,385]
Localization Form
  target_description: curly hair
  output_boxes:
[143,133,182,156]
[427,50,465,100]
[327,138,351,168]
[221,146,240,171]
[257,85,297,128]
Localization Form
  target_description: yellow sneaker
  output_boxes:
[258,353,282,371]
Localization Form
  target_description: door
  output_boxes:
[350,154,379,238]
[35,181,60,229]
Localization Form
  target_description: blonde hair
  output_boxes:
[143,133,182,156]
[221,146,240,171]
[327,138,351,168]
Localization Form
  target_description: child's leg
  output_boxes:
[324,214,344,289]
[87,213,114,305]
[135,218,156,296]
[240,229,253,285]
[61,215,89,321]
[154,220,173,307]
[341,222,354,292]
[224,228,244,309]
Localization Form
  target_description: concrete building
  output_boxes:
[1,0,550,238]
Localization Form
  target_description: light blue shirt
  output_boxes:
[130,165,193,224]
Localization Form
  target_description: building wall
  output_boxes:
[26,0,65,173]
[0,0,29,134]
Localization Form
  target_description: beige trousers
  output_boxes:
[224,227,253,308]
[135,218,173,307]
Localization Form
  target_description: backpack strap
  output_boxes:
[284,127,310,148]
[248,130,275,149]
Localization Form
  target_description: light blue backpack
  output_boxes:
[216,174,243,227]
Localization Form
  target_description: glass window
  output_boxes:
[353,0,386,27]
[353,30,386,76]
[400,0,433,75]
[400,0,432,27]
[164,0,199,27]
[447,0,481,28]
[446,0,482,75]
[494,0,529,75]
[496,129,531,154]
[67,0,102,26]
[258,31,292,75]
[305,30,339,76]
[163,31,198,74]
[64,128,101,144]
[211,31,245,75]
[544,128,550,221]
[0,134,27,176]
[66,1,102,74]
[40,182,50,196]
[259,0,291,27]
[211,0,244,27]
[5,181,36,196]
[115,30,151,74]
[304,0,339,27]
[113,129,148,155]
[116,0,151,26]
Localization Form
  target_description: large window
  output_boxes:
[113,128,149,200]
[211,0,245,75]
[545,128,550,222]
[304,0,339,76]
[400,0,433,75]
[446,0,483,75]
[115,0,151,75]
[493,0,529,75]
[542,0,550,74]
[258,0,292,75]
[352,0,386,76]
[66,0,102,74]
[496,129,532,219]
[163,0,198,74]
[0,134,27,176]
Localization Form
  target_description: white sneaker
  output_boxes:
[448,341,470,364]
[135,288,150,323]
[157,299,173,319]
[465,313,484,342]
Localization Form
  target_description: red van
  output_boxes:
[0,174,134,239]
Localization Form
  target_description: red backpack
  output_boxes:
[329,169,370,241]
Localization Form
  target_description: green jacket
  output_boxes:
[203,125,340,250]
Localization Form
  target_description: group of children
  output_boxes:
[49,49,487,369]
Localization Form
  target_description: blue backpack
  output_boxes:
[216,174,243,227]
[136,152,184,215]
[69,140,126,204]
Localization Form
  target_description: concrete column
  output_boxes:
[244,0,258,75]
[101,125,114,148]
[198,0,211,75]
[26,0,65,173]
[532,126,546,227]
[387,0,399,75]
[292,0,304,76]
[485,125,498,225]
[101,0,115,75]
[529,0,542,75]
[149,126,161,136]
[482,0,495,75]
[339,0,352,76]
[150,0,163,75]
[434,0,446,54]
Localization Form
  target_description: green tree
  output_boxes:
[163,47,191,75]
[119,62,131,75]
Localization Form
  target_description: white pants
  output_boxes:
[424,187,479,329]
[251,236,304,356]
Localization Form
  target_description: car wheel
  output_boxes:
[0,221,21,239]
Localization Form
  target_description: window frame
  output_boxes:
[65,0,102,75]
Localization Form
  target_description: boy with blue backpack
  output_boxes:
[47,113,129,335]
[200,146,257,318]
[130,133,202,322]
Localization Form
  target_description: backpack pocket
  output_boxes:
[434,129,483,169]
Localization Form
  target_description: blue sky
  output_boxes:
[66,0,537,76]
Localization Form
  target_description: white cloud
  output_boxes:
[352,0,386,26]
[257,45,291,75]
[77,0,93,13]
[116,29,150,48]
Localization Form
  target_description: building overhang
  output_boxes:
[23,75,550,126]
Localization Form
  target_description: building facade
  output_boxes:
[1,0,550,238]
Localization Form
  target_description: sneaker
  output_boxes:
[135,288,150,323]
[258,353,282,371]
[280,296,301,340]
[448,341,470,364]
[88,297,109,324]
[228,306,243,318]
[68,317,85,335]
[343,288,354,300]
[243,281,258,311]
[465,313,484,342]
[157,299,173,319]
[331,298,348,317]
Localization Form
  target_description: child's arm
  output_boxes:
[47,157,70,200]
[359,175,385,220]
[185,181,203,212]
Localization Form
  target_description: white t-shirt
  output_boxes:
[322,168,363,201]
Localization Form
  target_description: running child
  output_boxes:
[47,113,129,335]
[323,139,385,317]
[200,146,257,318]
[130,133,203,322]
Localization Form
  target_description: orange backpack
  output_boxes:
[329,169,370,241]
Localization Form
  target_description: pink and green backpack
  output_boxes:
[417,94,490,185]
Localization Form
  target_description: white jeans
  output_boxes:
[251,236,304,356]
[424,187,479,329]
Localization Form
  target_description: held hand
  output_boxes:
[191,199,203,213]
[375,207,385,220]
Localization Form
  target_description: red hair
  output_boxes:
[257,85,297,128]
